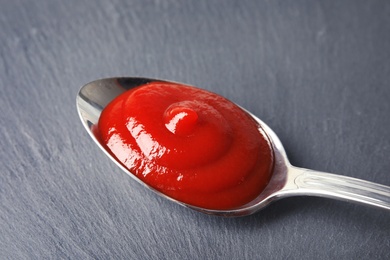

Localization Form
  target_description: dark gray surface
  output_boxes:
[1,0,389,259]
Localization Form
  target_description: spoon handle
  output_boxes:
[286,167,390,210]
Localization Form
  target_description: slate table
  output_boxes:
[1,1,389,259]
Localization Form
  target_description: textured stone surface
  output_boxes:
[1,0,389,259]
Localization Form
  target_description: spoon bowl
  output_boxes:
[77,77,390,216]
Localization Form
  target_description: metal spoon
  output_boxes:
[76,77,390,216]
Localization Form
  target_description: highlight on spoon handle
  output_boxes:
[286,167,390,210]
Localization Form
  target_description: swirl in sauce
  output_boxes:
[98,82,274,210]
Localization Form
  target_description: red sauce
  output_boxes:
[98,81,274,210]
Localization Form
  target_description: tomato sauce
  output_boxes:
[98,81,274,210]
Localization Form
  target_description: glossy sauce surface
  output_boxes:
[98,82,274,209]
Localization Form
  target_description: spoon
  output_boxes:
[76,77,390,217]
